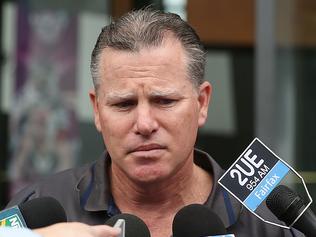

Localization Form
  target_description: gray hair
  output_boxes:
[90,8,206,91]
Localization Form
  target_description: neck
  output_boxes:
[110,153,213,237]
[110,153,213,212]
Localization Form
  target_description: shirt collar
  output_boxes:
[76,151,111,212]
[194,149,242,228]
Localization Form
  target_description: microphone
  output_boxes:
[0,197,67,229]
[105,213,151,237]
[172,204,234,237]
[266,185,316,236]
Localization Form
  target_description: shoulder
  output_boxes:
[6,162,93,208]
[228,203,305,237]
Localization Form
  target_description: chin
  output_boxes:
[131,166,170,184]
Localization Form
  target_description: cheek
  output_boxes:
[180,101,199,127]
[98,111,131,149]
[163,103,199,144]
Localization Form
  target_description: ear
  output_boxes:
[197,81,212,127]
[89,89,102,132]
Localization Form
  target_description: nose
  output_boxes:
[133,103,159,137]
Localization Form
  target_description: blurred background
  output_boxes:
[0,0,315,212]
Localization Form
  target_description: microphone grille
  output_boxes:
[19,197,67,229]
[105,213,151,237]
[266,185,305,225]
[172,204,226,237]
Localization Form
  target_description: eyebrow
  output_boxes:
[149,89,182,97]
[104,92,136,102]
[105,89,182,100]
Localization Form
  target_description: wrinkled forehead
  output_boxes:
[102,87,189,102]
[97,52,197,99]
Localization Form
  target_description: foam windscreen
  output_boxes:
[172,204,226,237]
[19,197,67,229]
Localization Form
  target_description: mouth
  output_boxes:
[129,144,166,155]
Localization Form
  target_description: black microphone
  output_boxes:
[0,197,67,229]
[266,185,316,237]
[105,213,151,237]
[172,204,227,237]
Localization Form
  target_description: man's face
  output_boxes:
[90,37,211,183]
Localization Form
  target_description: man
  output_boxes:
[7,9,304,237]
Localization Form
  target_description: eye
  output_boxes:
[154,98,177,107]
[112,100,137,110]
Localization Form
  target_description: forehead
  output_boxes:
[98,37,189,82]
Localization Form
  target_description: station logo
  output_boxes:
[218,138,290,211]
[0,206,27,228]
